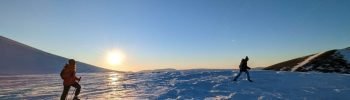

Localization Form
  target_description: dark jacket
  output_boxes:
[239,58,251,71]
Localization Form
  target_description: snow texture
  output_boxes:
[291,52,325,71]
[1,70,350,100]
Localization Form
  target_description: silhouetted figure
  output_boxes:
[233,56,253,82]
[60,59,81,100]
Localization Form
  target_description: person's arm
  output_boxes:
[73,71,80,81]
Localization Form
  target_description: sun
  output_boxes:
[106,50,125,66]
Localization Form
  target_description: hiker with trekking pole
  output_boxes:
[60,59,81,100]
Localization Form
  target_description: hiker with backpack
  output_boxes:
[233,56,253,82]
[60,59,81,100]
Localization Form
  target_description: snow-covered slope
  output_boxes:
[264,47,350,74]
[338,47,350,64]
[291,52,325,71]
[0,70,349,99]
[0,36,114,74]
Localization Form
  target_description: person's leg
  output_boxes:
[60,85,70,100]
[71,82,81,97]
[245,71,252,82]
[233,71,242,81]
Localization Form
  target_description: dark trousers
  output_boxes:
[233,70,251,81]
[60,82,81,100]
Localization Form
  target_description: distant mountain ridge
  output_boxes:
[0,35,115,75]
[264,47,350,74]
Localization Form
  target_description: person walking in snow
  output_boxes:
[233,56,253,82]
[60,59,81,100]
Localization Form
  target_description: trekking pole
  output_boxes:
[69,77,81,100]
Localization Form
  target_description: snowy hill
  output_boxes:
[0,70,349,99]
[264,47,350,74]
[0,36,114,75]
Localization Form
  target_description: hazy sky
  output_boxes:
[1,0,349,71]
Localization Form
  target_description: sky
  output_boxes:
[1,0,349,72]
